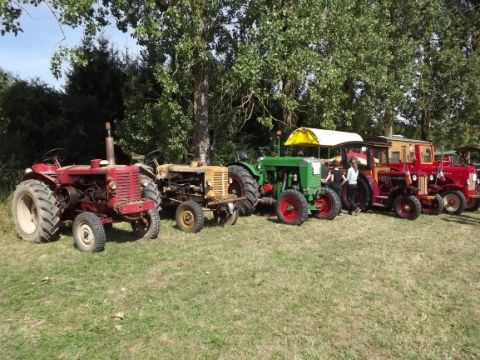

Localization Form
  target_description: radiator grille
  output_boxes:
[212,169,229,198]
[418,175,428,195]
[111,167,141,202]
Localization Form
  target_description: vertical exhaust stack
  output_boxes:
[105,122,116,165]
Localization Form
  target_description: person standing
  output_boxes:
[346,159,360,215]
[323,160,346,215]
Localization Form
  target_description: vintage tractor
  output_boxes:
[134,150,243,233]
[365,136,444,215]
[228,130,341,225]
[283,128,425,220]
[384,136,480,214]
[11,123,160,252]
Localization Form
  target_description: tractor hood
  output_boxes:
[285,127,363,147]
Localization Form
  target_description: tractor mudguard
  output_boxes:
[227,161,262,182]
[22,171,57,190]
[134,163,156,180]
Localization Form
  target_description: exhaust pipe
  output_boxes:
[105,122,116,165]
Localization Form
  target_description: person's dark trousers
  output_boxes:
[347,184,358,213]
[328,184,342,214]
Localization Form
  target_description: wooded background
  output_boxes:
[1,0,479,191]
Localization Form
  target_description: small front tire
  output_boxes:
[393,195,421,220]
[73,212,106,252]
[131,209,160,239]
[312,187,341,220]
[422,194,444,215]
[176,201,205,233]
[276,189,309,225]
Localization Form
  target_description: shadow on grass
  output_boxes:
[441,213,480,226]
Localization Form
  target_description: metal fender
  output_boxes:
[227,161,261,179]
[22,171,57,190]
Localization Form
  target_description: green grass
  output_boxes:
[1,200,479,359]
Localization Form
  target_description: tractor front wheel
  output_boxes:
[276,189,309,225]
[131,209,160,239]
[214,205,239,226]
[312,188,341,220]
[393,194,421,220]
[442,190,467,215]
[12,179,61,243]
[176,201,205,233]
[422,194,444,215]
[73,212,106,252]
[465,197,480,212]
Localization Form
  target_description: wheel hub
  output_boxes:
[78,223,94,245]
[17,194,38,234]
[181,210,195,227]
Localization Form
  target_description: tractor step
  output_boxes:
[372,202,388,207]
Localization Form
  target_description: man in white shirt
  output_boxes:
[346,159,360,215]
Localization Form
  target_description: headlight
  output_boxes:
[228,177,233,184]
[472,173,478,182]
[141,179,150,187]
[429,175,434,181]
[25,168,33,174]
[109,181,117,191]
[412,174,417,182]
[206,179,212,186]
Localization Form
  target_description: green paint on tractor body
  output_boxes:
[237,156,324,210]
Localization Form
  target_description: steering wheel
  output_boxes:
[41,148,67,166]
[144,149,162,167]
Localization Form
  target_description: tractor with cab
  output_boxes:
[134,150,243,233]
[11,123,160,252]
[285,128,425,220]
[384,136,480,213]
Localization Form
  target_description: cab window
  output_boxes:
[371,147,389,166]
[420,146,433,163]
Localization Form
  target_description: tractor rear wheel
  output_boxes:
[276,189,309,225]
[422,194,444,215]
[176,201,204,233]
[228,165,259,216]
[131,209,160,239]
[141,175,162,212]
[342,176,370,211]
[393,194,421,220]
[12,179,61,243]
[312,187,341,220]
[73,212,106,252]
[442,189,466,215]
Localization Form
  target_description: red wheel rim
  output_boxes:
[279,196,301,221]
[395,197,414,217]
[314,195,332,216]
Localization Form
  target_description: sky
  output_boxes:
[0,4,141,89]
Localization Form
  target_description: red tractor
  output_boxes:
[338,141,425,220]
[381,135,480,214]
[11,123,160,252]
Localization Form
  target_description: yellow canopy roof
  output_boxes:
[285,128,364,147]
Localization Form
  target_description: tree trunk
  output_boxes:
[193,66,210,165]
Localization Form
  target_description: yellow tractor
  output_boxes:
[135,150,243,232]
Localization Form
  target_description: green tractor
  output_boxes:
[228,132,341,225]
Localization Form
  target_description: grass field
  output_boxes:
[1,201,479,360]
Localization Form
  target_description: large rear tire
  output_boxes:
[342,176,370,211]
[228,165,259,216]
[422,194,444,215]
[12,179,61,243]
[131,209,160,239]
[442,189,466,215]
[141,175,162,212]
[73,212,106,252]
[312,187,341,220]
[175,201,204,233]
[276,189,309,225]
[393,194,421,220]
